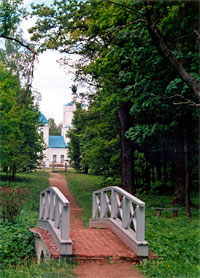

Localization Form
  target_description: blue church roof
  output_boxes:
[49,136,67,148]
[39,113,49,124]
[65,101,75,107]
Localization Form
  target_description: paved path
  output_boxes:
[49,173,144,278]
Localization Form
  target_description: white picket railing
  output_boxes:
[38,187,72,255]
[90,186,148,256]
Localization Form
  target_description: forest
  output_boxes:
[0,0,199,217]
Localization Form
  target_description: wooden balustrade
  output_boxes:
[90,186,148,257]
[38,187,72,255]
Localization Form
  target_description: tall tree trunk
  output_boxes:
[84,166,89,174]
[163,146,167,188]
[152,166,155,184]
[184,126,191,217]
[156,163,162,181]
[117,102,134,194]
[172,120,185,204]
[144,163,151,192]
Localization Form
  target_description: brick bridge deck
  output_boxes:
[32,173,155,261]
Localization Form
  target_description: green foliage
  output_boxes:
[0,214,36,267]
[0,63,44,175]
[0,0,26,36]
[0,187,31,221]
[48,118,62,136]
[67,102,120,175]
[30,0,199,200]
[66,172,200,278]
[0,171,49,268]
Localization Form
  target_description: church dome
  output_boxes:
[39,113,49,124]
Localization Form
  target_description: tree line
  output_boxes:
[0,0,43,179]
[29,0,199,215]
[0,1,199,217]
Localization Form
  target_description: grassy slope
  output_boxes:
[0,171,75,278]
[66,171,200,278]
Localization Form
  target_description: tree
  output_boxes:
[0,0,37,54]
[145,1,200,103]
[29,0,199,209]
[48,118,62,135]
[0,1,45,179]
[0,63,44,178]
[67,101,120,176]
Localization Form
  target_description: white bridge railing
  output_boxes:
[37,187,72,255]
[89,186,148,257]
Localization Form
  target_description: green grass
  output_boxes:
[1,258,75,278]
[66,171,104,226]
[0,171,75,277]
[66,172,200,278]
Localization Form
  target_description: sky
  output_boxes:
[22,0,75,124]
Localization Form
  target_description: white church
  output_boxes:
[39,100,76,167]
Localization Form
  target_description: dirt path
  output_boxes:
[49,173,144,278]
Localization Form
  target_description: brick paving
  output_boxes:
[50,173,138,260]
[70,228,137,260]
[48,173,139,261]
[39,173,150,277]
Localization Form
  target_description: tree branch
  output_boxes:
[104,0,135,12]
[194,30,200,40]
[145,3,200,103]
[103,19,147,38]
[0,34,37,55]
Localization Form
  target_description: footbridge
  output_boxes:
[30,184,149,261]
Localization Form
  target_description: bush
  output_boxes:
[0,187,31,221]
[0,171,49,268]
[0,211,37,267]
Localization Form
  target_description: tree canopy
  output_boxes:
[0,0,44,177]
[0,62,44,177]
[29,0,199,203]
[0,0,196,216]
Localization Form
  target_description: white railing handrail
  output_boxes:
[92,186,146,243]
[93,186,145,207]
[40,187,69,206]
[39,187,70,241]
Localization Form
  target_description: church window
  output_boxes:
[53,155,57,163]
[61,155,64,163]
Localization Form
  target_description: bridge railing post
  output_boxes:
[61,204,70,240]
[90,186,148,257]
[37,187,72,255]
[136,205,145,242]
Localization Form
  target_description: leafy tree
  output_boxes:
[66,104,85,172]
[0,0,37,54]
[0,63,44,178]
[29,0,199,214]
[48,118,62,135]
[67,101,120,176]
[0,1,44,178]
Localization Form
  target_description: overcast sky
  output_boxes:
[23,0,75,124]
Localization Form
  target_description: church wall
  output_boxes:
[48,148,68,166]
[61,127,70,143]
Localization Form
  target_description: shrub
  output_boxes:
[0,187,31,221]
[0,210,37,268]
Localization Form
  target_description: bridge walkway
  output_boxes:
[46,173,139,261]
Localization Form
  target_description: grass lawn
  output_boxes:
[0,171,75,278]
[66,171,200,278]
